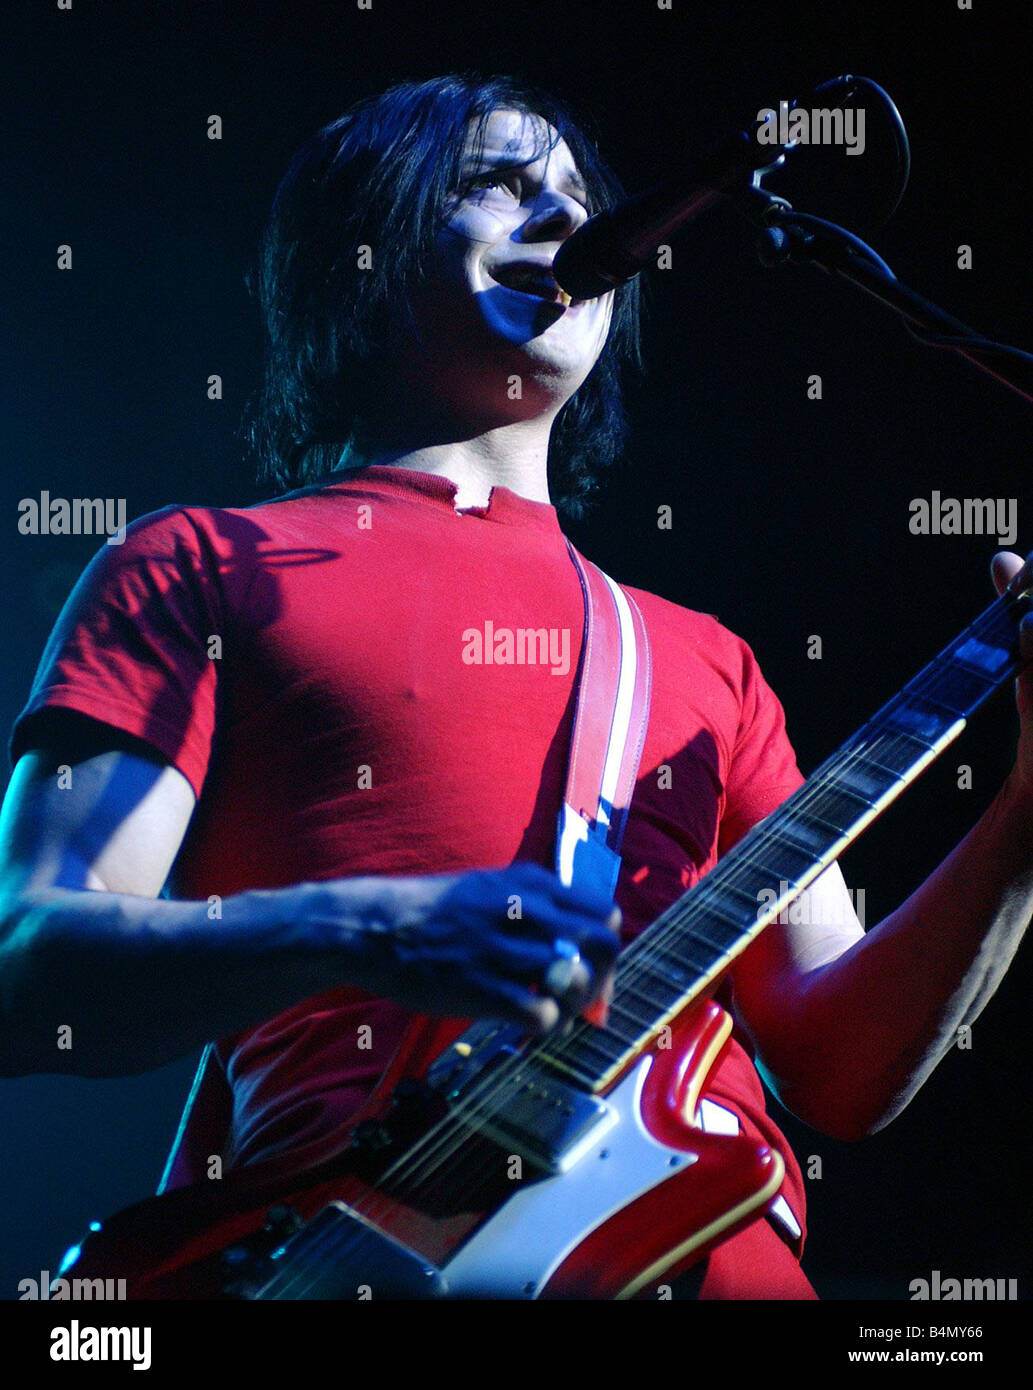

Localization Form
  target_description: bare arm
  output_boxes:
[0,743,388,1076]
[732,770,1033,1140]
[0,733,618,1078]
[731,552,1033,1140]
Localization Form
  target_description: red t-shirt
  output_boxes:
[11,464,815,1299]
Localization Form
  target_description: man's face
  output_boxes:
[395,108,615,426]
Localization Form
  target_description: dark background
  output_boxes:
[1,0,1030,1306]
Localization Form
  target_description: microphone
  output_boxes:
[554,125,786,301]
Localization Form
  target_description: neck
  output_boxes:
[363,414,556,511]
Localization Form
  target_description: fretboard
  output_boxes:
[540,583,1030,1092]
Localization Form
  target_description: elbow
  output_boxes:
[777,1091,876,1143]
[771,1072,909,1143]
[0,893,64,1077]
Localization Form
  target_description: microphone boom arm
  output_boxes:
[741,182,1033,407]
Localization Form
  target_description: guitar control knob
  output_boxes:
[263,1205,302,1237]
[352,1118,393,1152]
[391,1079,428,1112]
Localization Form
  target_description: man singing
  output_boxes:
[2,75,1031,1299]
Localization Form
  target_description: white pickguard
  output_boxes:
[442,1055,694,1298]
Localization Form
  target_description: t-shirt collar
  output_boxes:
[325,464,564,535]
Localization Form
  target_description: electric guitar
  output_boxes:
[61,575,1031,1299]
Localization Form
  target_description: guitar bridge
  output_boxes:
[426,1020,616,1173]
[224,1202,448,1300]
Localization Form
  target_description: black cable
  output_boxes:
[809,74,911,226]
[771,207,898,278]
[901,327,1033,369]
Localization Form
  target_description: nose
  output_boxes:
[519,188,589,244]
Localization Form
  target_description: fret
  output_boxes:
[618,975,670,1011]
[739,840,819,887]
[594,1019,643,1051]
[878,703,942,742]
[649,912,726,959]
[544,589,1028,1093]
[632,949,697,990]
[900,690,968,721]
[611,992,679,1035]
[952,633,1015,678]
[692,896,753,932]
[820,767,880,807]
[708,877,768,915]
[660,902,745,958]
[695,884,761,928]
[608,998,657,1031]
[827,756,887,806]
[769,816,833,856]
[920,662,997,711]
[857,730,934,773]
[557,1030,626,1066]
[805,787,879,835]
[553,1041,632,1082]
[734,850,799,881]
[639,917,746,980]
[628,963,705,1002]
[794,804,851,838]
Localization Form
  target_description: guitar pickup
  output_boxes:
[466,1074,616,1174]
[425,1020,616,1173]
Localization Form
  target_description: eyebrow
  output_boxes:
[460,152,588,197]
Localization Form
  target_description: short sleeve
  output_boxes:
[718,638,804,854]
[9,506,222,799]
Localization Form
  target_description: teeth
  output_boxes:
[493,265,569,304]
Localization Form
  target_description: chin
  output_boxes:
[479,303,604,380]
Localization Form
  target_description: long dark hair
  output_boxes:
[243,73,643,519]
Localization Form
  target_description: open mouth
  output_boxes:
[488,262,573,308]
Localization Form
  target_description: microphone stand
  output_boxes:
[734,178,1033,406]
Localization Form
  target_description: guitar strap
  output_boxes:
[556,540,653,899]
[158,541,652,1194]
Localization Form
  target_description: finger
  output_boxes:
[497,884,622,964]
[479,930,574,984]
[581,965,615,1027]
[445,867,606,938]
[505,861,617,920]
[464,969,561,1034]
[991,550,1028,596]
[1019,611,1033,668]
[542,938,594,1007]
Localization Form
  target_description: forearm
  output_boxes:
[770,768,1033,1139]
[0,880,382,1078]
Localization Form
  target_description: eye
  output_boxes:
[463,172,521,199]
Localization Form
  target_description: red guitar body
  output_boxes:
[64,1000,785,1300]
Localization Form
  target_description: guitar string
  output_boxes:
[254,650,1006,1301]
[256,723,972,1299]
[255,727,944,1299]
[334,593,1019,1222]
[258,692,995,1301]
[256,593,1023,1297]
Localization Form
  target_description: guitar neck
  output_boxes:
[542,584,1031,1092]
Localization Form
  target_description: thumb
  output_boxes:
[991,550,1026,597]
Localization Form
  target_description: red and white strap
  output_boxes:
[557,543,652,900]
